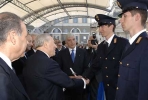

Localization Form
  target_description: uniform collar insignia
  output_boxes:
[114,38,117,43]
[136,37,142,44]
[116,1,121,8]
[95,15,99,21]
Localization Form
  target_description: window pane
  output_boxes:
[82,18,87,23]
[73,18,78,23]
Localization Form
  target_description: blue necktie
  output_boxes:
[71,50,75,62]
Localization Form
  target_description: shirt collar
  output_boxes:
[40,50,50,58]
[33,49,36,52]
[69,46,76,53]
[106,34,115,46]
[0,52,12,69]
[129,29,146,45]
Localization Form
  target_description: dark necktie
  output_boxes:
[104,42,108,54]
[71,50,75,62]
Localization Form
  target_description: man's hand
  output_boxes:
[69,75,82,79]
[91,43,98,50]
[84,78,90,85]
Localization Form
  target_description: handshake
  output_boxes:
[69,68,90,85]
[70,75,90,85]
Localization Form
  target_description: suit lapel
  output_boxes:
[121,32,147,59]
[106,35,117,55]
[0,58,29,99]
[65,48,74,64]
[74,48,80,63]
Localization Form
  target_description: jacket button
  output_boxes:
[105,58,107,60]
[120,62,122,65]
[113,57,115,59]
[116,87,119,90]
[106,75,108,78]
[105,67,107,69]
[127,63,129,66]
[118,74,120,77]
[107,84,109,86]
[100,57,101,58]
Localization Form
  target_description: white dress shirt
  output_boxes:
[106,34,115,47]
[0,52,13,70]
[69,47,76,56]
[129,29,146,45]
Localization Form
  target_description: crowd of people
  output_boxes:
[0,0,148,100]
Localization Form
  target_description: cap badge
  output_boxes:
[117,1,121,8]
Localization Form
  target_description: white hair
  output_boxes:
[65,33,75,40]
[34,33,50,49]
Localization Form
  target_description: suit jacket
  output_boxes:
[12,57,27,76]
[116,32,148,100]
[0,58,29,100]
[56,47,89,95]
[86,35,128,100]
[26,48,35,57]
[56,47,89,77]
[12,56,27,87]
[23,50,84,100]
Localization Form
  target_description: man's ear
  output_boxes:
[135,13,140,22]
[9,31,17,45]
[43,41,48,49]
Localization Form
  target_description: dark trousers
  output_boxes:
[89,78,99,100]
[64,89,88,100]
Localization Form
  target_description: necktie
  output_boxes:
[104,42,108,54]
[71,50,75,62]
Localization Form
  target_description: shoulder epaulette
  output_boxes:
[114,38,117,43]
[136,37,142,44]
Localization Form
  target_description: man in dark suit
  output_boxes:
[85,14,128,100]
[12,34,33,76]
[12,34,33,85]
[23,33,89,100]
[26,33,38,57]
[56,33,89,100]
[115,0,148,100]
[0,12,29,100]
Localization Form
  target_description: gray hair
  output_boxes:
[0,12,22,43]
[34,33,51,49]
[65,33,75,40]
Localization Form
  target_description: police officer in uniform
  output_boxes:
[116,0,148,100]
[86,14,128,100]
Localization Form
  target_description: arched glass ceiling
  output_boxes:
[0,0,114,27]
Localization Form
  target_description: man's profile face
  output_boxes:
[99,25,111,37]
[26,35,33,51]
[120,11,135,32]
[15,21,28,58]
[47,37,57,57]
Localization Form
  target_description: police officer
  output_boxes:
[86,14,128,100]
[116,0,148,100]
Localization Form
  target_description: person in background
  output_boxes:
[85,36,98,68]
[116,0,148,100]
[56,33,89,100]
[0,12,29,100]
[62,40,67,49]
[12,34,33,82]
[26,33,38,57]
[23,33,89,100]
